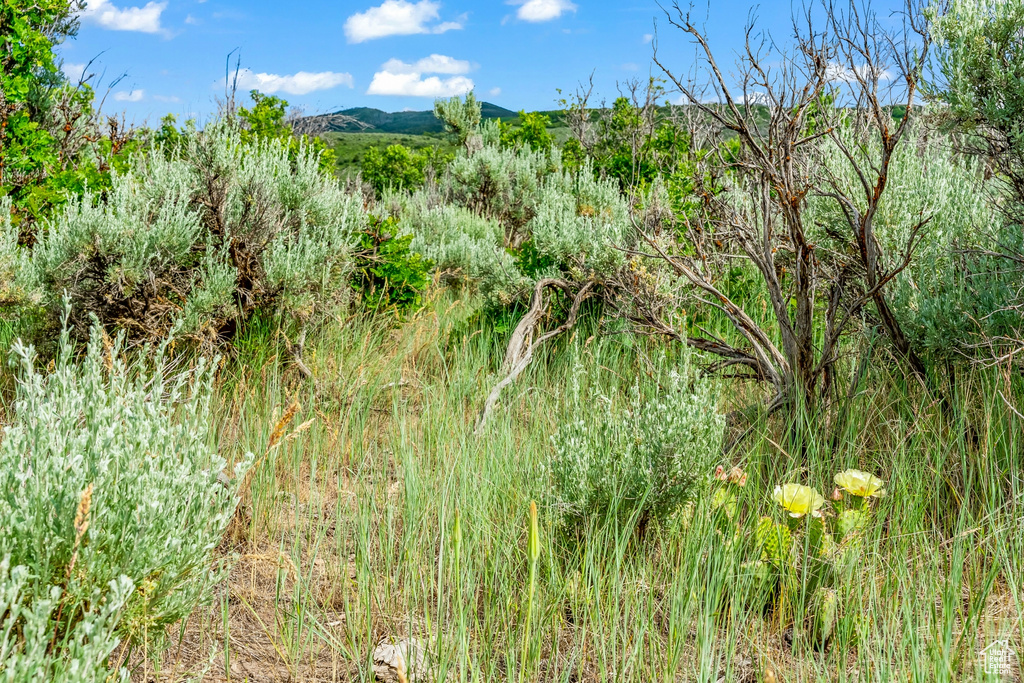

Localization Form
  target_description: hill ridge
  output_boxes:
[300,102,518,135]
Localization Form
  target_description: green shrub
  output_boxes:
[361,144,426,197]
[360,144,451,199]
[509,238,556,279]
[929,0,1024,216]
[0,0,78,204]
[549,349,724,532]
[0,317,251,678]
[1,3,146,230]
[351,215,432,313]
[584,89,696,195]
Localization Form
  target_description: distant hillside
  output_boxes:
[301,102,519,135]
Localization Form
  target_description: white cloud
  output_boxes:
[153,94,181,102]
[489,87,502,97]
[62,62,88,82]
[367,54,474,97]
[674,93,729,105]
[114,89,145,102]
[232,69,354,95]
[184,14,199,25]
[344,1,463,43]
[433,20,464,33]
[825,62,892,83]
[642,33,653,43]
[510,0,577,22]
[81,0,166,34]
[367,71,473,97]
[621,62,639,71]
[674,92,769,106]
[380,54,472,75]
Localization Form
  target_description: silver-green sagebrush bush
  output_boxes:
[1,120,364,349]
[0,560,132,683]
[549,348,724,531]
[929,0,1024,217]
[442,142,550,238]
[808,123,1009,357]
[0,317,252,679]
[404,198,532,301]
[394,95,666,311]
[529,163,629,274]
[0,200,37,310]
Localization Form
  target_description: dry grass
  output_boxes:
[129,298,1024,682]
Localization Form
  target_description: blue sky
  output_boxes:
[59,0,907,124]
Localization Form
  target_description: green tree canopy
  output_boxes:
[499,111,553,152]
[0,0,81,200]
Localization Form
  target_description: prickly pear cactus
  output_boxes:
[722,470,883,646]
[739,559,774,610]
[711,488,739,539]
[810,587,838,648]
[836,508,867,541]
[807,515,834,557]
[756,516,791,566]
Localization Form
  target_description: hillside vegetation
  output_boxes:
[306,101,518,134]
[1,1,1023,682]
[321,106,574,176]
[325,131,454,177]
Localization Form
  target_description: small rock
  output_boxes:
[373,637,429,682]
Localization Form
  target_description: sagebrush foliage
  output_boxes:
[395,110,657,310]
[809,124,1009,358]
[549,349,723,531]
[433,92,483,150]
[403,198,531,302]
[0,317,250,678]
[237,90,337,176]
[1,121,364,348]
[0,557,131,682]
[442,142,552,241]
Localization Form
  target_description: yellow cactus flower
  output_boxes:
[834,469,885,498]
[773,483,825,518]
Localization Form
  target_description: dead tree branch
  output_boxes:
[475,278,597,432]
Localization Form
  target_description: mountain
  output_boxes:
[299,102,519,135]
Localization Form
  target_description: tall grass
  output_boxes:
[150,295,1021,682]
